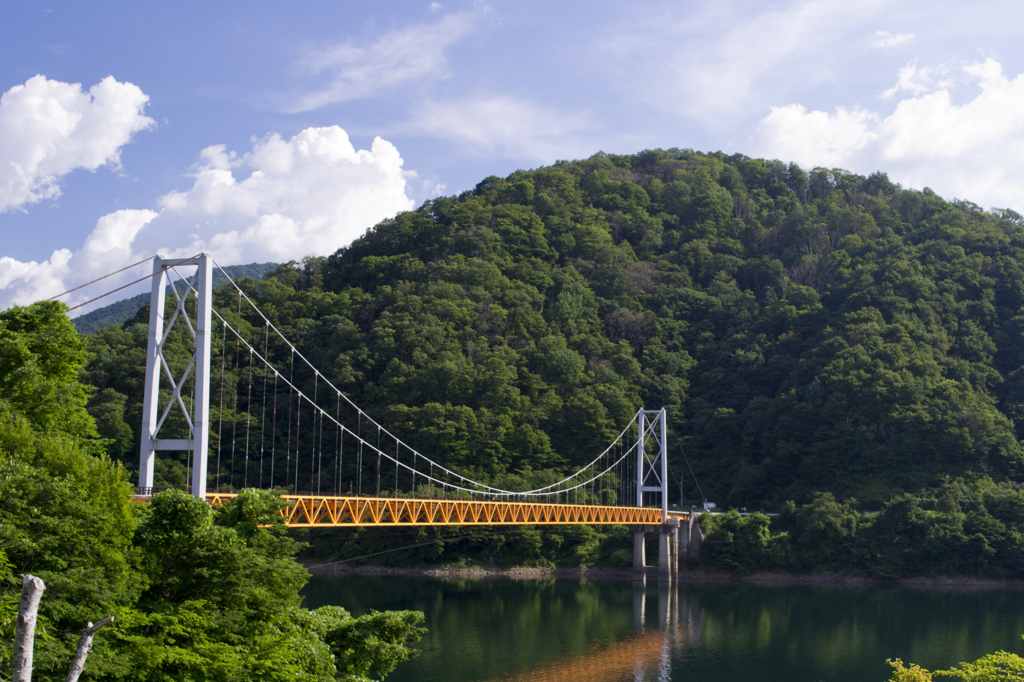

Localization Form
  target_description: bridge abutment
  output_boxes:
[687,514,703,559]
[631,518,684,582]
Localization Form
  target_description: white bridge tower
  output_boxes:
[138,254,213,499]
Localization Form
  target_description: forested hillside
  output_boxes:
[85,148,1024,510]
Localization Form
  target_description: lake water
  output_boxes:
[303,573,1024,682]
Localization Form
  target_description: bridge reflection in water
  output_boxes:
[488,581,699,682]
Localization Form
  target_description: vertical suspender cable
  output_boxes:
[317,406,324,495]
[259,323,269,488]
[286,350,294,491]
[335,391,341,496]
[244,347,253,488]
[357,412,363,496]
[294,391,302,493]
[317,405,324,494]
[311,372,318,494]
[270,368,278,488]
[216,321,226,491]
[229,291,242,490]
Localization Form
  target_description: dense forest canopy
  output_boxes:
[85,148,1024,511]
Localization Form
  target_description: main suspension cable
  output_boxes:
[196,267,657,499]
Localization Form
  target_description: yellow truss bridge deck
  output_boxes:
[204,493,669,527]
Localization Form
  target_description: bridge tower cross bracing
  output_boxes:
[637,408,669,522]
[138,254,213,499]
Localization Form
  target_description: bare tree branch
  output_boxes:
[64,616,115,682]
[12,574,45,682]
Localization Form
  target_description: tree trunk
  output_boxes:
[63,616,114,682]
[12,574,45,682]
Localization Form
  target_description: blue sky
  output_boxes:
[2,0,1023,311]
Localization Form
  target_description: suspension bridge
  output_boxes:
[62,253,700,579]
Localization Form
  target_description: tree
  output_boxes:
[0,301,98,442]
[1,301,424,681]
[327,609,426,682]
[886,637,1024,681]
[0,302,137,680]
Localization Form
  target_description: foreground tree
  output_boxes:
[1,303,425,681]
[886,639,1024,681]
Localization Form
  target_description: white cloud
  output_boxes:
[871,30,914,48]
[755,104,880,168]
[0,126,415,311]
[751,58,1024,211]
[289,10,479,112]
[0,75,153,213]
[881,60,957,98]
[407,95,594,161]
[600,0,890,122]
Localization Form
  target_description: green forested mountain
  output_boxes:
[85,148,1024,511]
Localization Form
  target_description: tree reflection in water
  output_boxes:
[304,574,1024,682]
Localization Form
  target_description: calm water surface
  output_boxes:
[303,574,1024,682]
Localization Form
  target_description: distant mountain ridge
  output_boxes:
[73,262,279,334]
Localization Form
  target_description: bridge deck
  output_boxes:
[203,493,671,527]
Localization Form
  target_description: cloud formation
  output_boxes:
[0,126,415,311]
[601,0,889,122]
[289,10,479,111]
[871,30,914,48]
[751,58,1024,211]
[0,75,153,213]
[408,95,594,161]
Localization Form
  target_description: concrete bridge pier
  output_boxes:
[672,526,680,578]
[631,517,683,582]
[633,531,647,578]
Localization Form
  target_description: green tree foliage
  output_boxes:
[698,511,788,574]
[886,636,1024,681]
[105,490,421,682]
[887,659,936,681]
[0,303,424,681]
[0,550,16,668]
[1,301,99,441]
[697,480,1024,579]
[327,609,426,682]
[0,302,138,677]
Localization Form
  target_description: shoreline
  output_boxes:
[303,562,1024,588]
